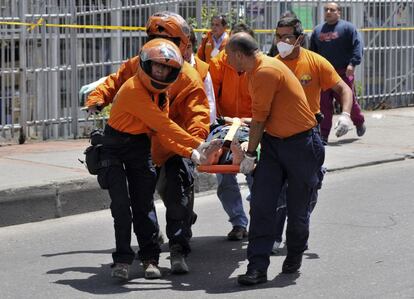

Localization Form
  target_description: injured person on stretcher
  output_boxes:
[197,120,256,173]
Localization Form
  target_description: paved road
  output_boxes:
[1,159,414,298]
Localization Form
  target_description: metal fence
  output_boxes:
[0,0,413,143]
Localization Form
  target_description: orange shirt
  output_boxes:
[209,50,252,118]
[152,62,210,165]
[248,54,316,138]
[194,56,209,81]
[86,57,210,165]
[108,75,201,157]
[276,48,341,114]
[197,31,228,64]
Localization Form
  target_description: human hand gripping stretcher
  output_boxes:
[196,117,256,174]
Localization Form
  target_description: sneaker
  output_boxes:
[143,260,162,279]
[271,240,281,254]
[111,263,129,280]
[170,244,189,274]
[356,123,366,137]
[227,226,248,241]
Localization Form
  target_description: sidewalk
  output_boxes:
[1,107,413,226]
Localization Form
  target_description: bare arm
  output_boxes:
[331,80,353,115]
[247,119,266,154]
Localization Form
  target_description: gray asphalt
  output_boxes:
[1,159,413,298]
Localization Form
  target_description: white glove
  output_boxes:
[335,112,352,137]
[196,141,211,153]
[79,76,108,96]
[191,149,202,165]
[239,154,256,174]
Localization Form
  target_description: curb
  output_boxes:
[0,172,218,227]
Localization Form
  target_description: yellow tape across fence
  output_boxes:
[1,20,414,34]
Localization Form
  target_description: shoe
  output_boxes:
[238,269,267,286]
[282,253,303,274]
[170,244,189,274]
[271,240,282,254]
[143,260,162,279]
[356,123,366,137]
[111,263,129,280]
[227,226,248,241]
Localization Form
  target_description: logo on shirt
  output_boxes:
[319,31,339,42]
[300,74,312,86]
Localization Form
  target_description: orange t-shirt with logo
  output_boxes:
[209,50,252,118]
[108,75,201,158]
[248,54,316,138]
[276,48,341,114]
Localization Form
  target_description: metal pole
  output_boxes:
[18,0,28,144]
[70,0,78,138]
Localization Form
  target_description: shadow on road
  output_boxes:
[44,236,308,295]
[328,138,359,146]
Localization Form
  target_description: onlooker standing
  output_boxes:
[225,33,325,286]
[310,2,366,143]
[197,15,229,63]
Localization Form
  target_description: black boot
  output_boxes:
[238,269,267,285]
[282,253,303,274]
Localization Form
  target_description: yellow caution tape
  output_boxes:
[1,20,414,33]
[27,17,44,31]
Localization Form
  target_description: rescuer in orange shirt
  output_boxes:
[207,23,255,241]
[224,33,325,285]
[271,16,354,254]
[95,38,208,280]
[85,12,210,275]
[197,14,229,63]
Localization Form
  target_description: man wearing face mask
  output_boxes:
[271,16,353,254]
[310,2,366,144]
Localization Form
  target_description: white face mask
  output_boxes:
[276,41,295,58]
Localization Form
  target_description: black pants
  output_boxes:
[156,155,196,255]
[98,125,160,264]
[247,130,325,271]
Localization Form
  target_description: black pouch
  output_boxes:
[84,144,103,175]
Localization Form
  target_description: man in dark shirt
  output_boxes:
[310,2,366,144]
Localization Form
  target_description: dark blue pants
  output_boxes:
[156,155,196,255]
[247,130,325,272]
[98,125,160,264]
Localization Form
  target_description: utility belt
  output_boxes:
[273,128,315,142]
[82,125,144,175]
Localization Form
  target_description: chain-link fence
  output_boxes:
[0,0,413,143]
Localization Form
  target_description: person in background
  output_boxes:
[310,2,366,144]
[197,14,229,63]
